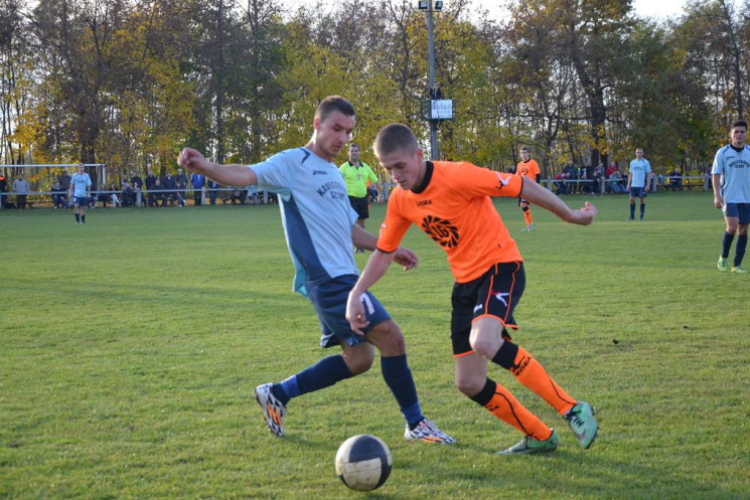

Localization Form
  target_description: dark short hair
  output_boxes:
[373,124,419,157]
[731,120,747,131]
[349,143,360,150]
[315,96,355,123]
[520,147,529,152]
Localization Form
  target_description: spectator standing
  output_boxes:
[627,148,653,221]
[0,173,7,208]
[58,170,72,193]
[713,120,750,274]
[593,163,605,194]
[191,172,205,206]
[145,170,157,207]
[175,168,188,204]
[69,164,92,224]
[51,180,67,209]
[515,147,541,231]
[339,144,380,252]
[130,173,143,206]
[13,173,30,209]
[208,179,219,205]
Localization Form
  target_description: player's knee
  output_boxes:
[348,355,374,375]
[369,321,406,356]
[469,335,498,360]
[454,373,483,397]
[344,347,375,376]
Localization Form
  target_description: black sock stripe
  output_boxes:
[495,391,530,436]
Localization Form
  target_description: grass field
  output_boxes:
[1,192,749,499]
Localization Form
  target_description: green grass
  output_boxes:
[1,192,748,498]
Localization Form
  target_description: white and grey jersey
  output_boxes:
[712,144,750,203]
[250,147,360,297]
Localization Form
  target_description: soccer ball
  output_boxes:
[335,434,392,491]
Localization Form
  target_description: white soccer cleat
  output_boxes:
[254,383,286,437]
[404,418,456,444]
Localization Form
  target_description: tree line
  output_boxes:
[1,0,747,182]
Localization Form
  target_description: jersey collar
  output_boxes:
[412,161,434,194]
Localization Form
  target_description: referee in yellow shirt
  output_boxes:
[340,143,380,253]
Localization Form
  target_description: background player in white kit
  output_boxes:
[627,148,653,221]
[712,120,750,274]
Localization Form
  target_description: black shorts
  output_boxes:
[348,196,369,220]
[450,262,525,357]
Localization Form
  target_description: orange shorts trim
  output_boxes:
[472,313,519,330]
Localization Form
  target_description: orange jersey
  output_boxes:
[516,159,540,182]
[378,161,524,283]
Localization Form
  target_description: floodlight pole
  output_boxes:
[427,1,438,161]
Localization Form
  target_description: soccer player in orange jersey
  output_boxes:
[345,124,600,454]
[515,147,541,231]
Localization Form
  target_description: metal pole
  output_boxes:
[427,2,438,160]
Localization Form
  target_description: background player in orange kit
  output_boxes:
[515,147,541,231]
[346,124,600,455]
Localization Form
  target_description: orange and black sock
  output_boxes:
[469,378,552,440]
[522,206,533,226]
[493,341,577,416]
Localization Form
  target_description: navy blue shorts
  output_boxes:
[74,196,88,207]
[723,203,750,224]
[307,275,391,348]
[450,262,525,357]
[629,186,647,198]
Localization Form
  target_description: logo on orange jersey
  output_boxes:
[421,215,459,248]
[495,172,511,191]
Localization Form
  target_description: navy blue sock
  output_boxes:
[381,354,423,427]
[630,203,635,219]
[640,203,645,218]
[75,213,80,222]
[271,355,353,406]
[734,234,747,267]
[722,232,735,259]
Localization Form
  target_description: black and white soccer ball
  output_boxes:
[335,434,392,491]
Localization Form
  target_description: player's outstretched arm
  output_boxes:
[346,250,396,335]
[177,147,257,187]
[521,179,597,225]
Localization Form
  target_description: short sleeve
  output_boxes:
[251,151,296,190]
[452,162,523,199]
[366,166,379,183]
[711,150,723,175]
[376,194,413,253]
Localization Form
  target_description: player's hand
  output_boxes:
[714,195,725,209]
[178,148,211,175]
[394,247,418,271]
[571,202,597,225]
[346,293,369,335]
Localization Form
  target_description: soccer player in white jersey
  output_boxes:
[712,120,750,274]
[68,164,92,224]
[177,96,454,444]
[627,148,653,221]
